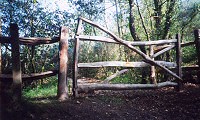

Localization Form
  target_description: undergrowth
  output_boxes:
[22,76,58,99]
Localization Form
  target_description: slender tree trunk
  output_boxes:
[114,0,121,37]
[128,0,147,83]
[162,0,176,39]
[153,0,162,39]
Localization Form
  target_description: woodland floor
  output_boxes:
[1,83,200,120]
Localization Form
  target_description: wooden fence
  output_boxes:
[0,24,69,101]
[0,19,199,100]
[72,17,188,97]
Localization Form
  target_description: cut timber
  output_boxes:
[0,36,59,45]
[130,39,177,46]
[0,70,58,81]
[19,37,59,45]
[77,81,178,92]
[76,35,177,46]
[76,35,118,44]
[102,69,129,84]
[58,26,69,100]
[181,41,195,47]
[153,45,175,58]
[78,61,176,68]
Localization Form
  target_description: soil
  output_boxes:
[1,83,200,120]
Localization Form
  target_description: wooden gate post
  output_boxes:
[10,24,22,105]
[73,18,82,98]
[194,29,200,83]
[175,34,182,90]
[58,26,69,100]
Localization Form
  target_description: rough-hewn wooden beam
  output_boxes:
[152,45,175,58]
[78,61,176,68]
[58,26,69,101]
[175,34,182,90]
[78,81,178,92]
[0,70,58,81]
[10,24,22,109]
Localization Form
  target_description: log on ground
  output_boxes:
[77,81,178,93]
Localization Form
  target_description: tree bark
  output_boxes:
[128,0,147,84]
[58,26,69,101]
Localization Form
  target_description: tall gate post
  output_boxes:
[10,24,22,108]
[58,26,69,100]
[194,29,200,83]
[73,18,82,98]
[175,34,182,90]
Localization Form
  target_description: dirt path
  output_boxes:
[2,84,200,120]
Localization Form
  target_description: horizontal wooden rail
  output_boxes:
[76,35,118,43]
[76,35,177,46]
[181,41,195,47]
[0,70,58,81]
[77,81,178,92]
[170,66,199,71]
[131,39,177,46]
[78,61,176,68]
[19,37,59,45]
[0,36,59,45]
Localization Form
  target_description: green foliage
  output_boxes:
[182,45,197,65]
[23,76,58,99]
[111,69,143,84]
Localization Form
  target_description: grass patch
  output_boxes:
[23,76,57,99]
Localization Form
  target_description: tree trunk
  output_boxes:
[128,0,147,83]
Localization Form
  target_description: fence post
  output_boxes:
[73,18,82,98]
[58,26,69,101]
[175,34,182,90]
[194,29,200,83]
[149,45,157,84]
[10,24,22,108]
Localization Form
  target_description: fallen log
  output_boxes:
[78,61,176,68]
[77,81,178,92]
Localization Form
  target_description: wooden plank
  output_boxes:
[0,70,58,81]
[58,26,69,100]
[175,34,182,90]
[10,24,22,104]
[194,29,200,83]
[19,36,59,45]
[181,41,195,47]
[76,35,118,43]
[150,45,157,84]
[152,45,175,58]
[76,35,177,46]
[170,66,199,71]
[77,81,178,92]
[0,36,59,45]
[78,61,176,68]
[76,17,83,35]
[130,39,177,46]
[73,38,80,98]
